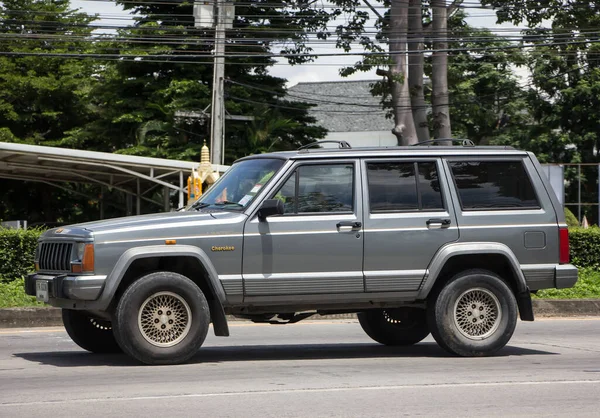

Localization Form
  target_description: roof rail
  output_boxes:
[298,140,352,151]
[412,138,475,147]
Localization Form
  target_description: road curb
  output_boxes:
[0,299,598,328]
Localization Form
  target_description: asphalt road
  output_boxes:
[1,318,599,417]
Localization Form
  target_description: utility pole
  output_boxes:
[194,1,234,165]
[210,0,226,166]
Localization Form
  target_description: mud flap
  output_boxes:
[517,288,534,321]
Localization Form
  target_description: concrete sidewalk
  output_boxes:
[1,299,599,328]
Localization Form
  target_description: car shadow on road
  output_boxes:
[13,342,557,367]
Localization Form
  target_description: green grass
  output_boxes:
[0,278,44,308]
[1,269,599,309]
[533,268,600,299]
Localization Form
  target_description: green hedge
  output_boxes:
[569,227,600,269]
[0,228,43,283]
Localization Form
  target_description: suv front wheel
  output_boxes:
[427,269,517,357]
[112,271,210,365]
[358,307,430,346]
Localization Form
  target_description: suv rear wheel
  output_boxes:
[112,271,210,365]
[62,309,121,353]
[427,269,517,357]
[358,307,430,346]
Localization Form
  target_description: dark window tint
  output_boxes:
[449,161,539,210]
[367,162,444,212]
[273,164,354,214]
[419,162,444,210]
[367,163,418,211]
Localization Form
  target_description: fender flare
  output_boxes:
[417,242,529,300]
[98,245,229,336]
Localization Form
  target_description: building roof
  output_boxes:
[288,80,392,133]
[0,142,228,211]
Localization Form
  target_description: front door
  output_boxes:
[242,160,364,300]
[361,158,459,292]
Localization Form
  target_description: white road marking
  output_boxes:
[1,380,600,407]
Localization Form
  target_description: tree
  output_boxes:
[329,0,464,145]
[0,0,102,224]
[72,1,327,164]
[442,13,529,145]
[481,0,600,163]
[0,0,96,146]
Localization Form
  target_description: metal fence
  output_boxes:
[542,163,600,226]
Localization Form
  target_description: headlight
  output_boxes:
[76,243,86,261]
[71,243,94,273]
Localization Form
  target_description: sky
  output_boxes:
[71,0,526,86]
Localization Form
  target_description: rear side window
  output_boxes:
[449,160,539,210]
[367,161,444,212]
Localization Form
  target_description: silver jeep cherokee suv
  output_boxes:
[26,142,578,364]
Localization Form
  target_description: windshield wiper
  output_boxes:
[213,200,244,208]
[190,202,211,211]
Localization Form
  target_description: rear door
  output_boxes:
[361,158,459,292]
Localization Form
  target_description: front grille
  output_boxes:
[39,242,73,272]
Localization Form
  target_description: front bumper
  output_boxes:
[25,273,107,301]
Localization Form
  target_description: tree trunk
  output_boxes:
[408,0,429,143]
[431,0,452,142]
[389,0,418,146]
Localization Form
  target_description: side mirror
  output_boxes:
[257,199,284,220]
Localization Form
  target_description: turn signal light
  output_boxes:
[82,244,95,272]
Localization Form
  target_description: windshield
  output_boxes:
[189,158,285,211]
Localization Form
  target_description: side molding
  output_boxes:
[417,242,529,300]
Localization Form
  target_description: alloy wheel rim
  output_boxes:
[138,291,192,347]
[453,287,502,340]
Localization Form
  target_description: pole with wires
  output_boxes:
[195,0,233,165]
[210,0,226,166]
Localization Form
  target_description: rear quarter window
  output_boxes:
[449,160,540,210]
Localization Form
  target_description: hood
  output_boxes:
[43,211,245,241]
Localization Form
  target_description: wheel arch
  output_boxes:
[419,243,533,321]
[101,245,229,336]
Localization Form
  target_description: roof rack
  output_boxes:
[298,140,352,151]
[412,138,475,146]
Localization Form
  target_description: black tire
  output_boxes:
[358,307,430,346]
[427,269,518,357]
[112,271,210,365]
[62,309,121,353]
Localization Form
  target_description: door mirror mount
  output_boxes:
[258,199,284,220]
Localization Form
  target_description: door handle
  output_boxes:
[336,221,362,231]
[426,218,451,229]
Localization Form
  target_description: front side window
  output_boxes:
[273,164,354,214]
[367,161,444,212]
[189,158,285,211]
[449,160,539,210]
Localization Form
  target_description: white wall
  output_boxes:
[324,131,397,147]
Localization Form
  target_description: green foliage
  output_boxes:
[0,278,43,308]
[534,268,600,299]
[0,228,43,283]
[441,13,530,144]
[565,208,579,229]
[569,227,600,270]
